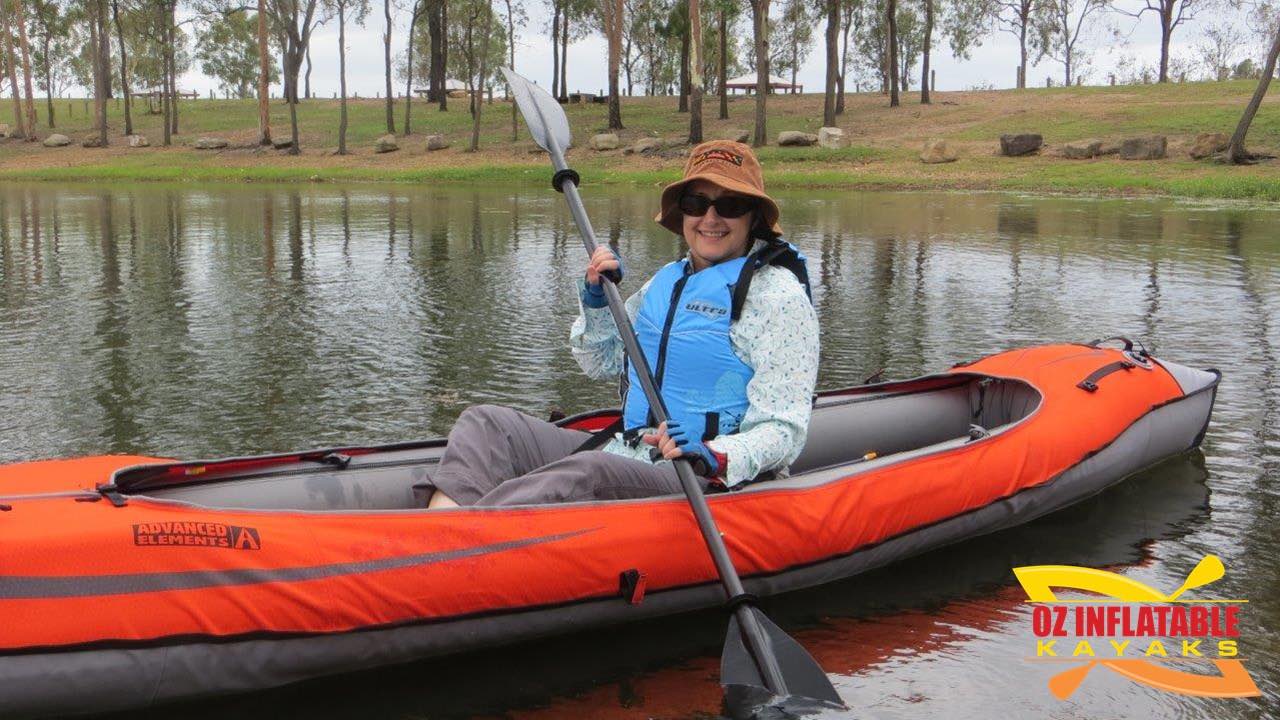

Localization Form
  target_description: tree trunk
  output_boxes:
[167,1,178,136]
[608,0,624,129]
[161,4,171,146]
[1227,24,1280,163]
[404,0,423,135]
[560,11,568,100]
[111,0,131,136]
[688,0,702,141]
[837,3,849,114]
[1018,18,1027,88]
[12,0,36,138]
[305,44,313,99]
[95,0,109,145]
[920,0,932,104]
[823,0,838,124]
[551,3,560,98]
[384,0,395,132]
[41,31,53,127]
[887,0,899,106]
[470,0,493,151]
[338,4,348,154]
[791,37,797,93]
[718,8,728,119]
[752,0,768,146]
[505,0,517,139]
[2,8,24,139]
[428,0,443,102]
[678,23,689,112]
[258,0,271,144]
[1158,14,1171,83]
[439,0,448,111]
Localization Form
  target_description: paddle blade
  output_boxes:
[500,67,571,155]
[1167,554,1225,601]
[722,606,843,709]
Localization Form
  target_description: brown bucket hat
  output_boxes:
[655,140,782,237]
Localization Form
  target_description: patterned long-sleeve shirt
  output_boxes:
[569,256,820,487]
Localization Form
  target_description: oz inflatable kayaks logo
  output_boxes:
[1014,555,1260,700]
[133,522,262,550]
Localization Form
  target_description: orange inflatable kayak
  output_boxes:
[0,341,1219,717]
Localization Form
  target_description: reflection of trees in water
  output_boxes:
[1222,214,1278,579]
[91,193,141,453]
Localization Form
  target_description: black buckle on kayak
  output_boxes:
[318,452,352,469]
[724,592,758,612]
[619,569,647,605]
[552,168,581,193]
[95,483,128,507]
[1078,360,1136,392]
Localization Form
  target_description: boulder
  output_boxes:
[722,128,750,143]
[425,134,449,151]
[919,139,957,164]
[1120,135,1167,160]
[374,134,399,153]
[1061,139,1103,159]
[590,133,620,151]
[624,137,662,155]
[127,134,149,148]
[1189,132,1229,160]
[81,136,104,148]
[777,130,818,147]
[272,138,294,150]
[194,137,229,150]
[42,133,71,147]
[0,123,10,138]
[1097,141,1121,156]
[999,133,1042,156]
[818,126,848,149]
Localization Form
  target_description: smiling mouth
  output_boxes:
[698,230,729,239]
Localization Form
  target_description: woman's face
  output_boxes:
[680,179,755,271]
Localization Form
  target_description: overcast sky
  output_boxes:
[175,1,1268,100]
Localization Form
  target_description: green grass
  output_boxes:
[2,81,1277,201]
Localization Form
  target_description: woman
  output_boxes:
[426,140,819,508]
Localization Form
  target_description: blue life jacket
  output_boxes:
[622,241,811,443]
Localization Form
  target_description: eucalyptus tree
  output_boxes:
[10,0,37,137]
[326,0,369,153]
[1196,18,1240,80]
[267,0,327,153]
[382,0,395,133]
[887,0,898,104]
[1042,0,1105,85]
[110,0,132,135]
[2,2,26,139]
[775,0,815,92]
[688,0,701,139]
[836,0,859,112]
[1227,15,1280,162]
[426,0,446,109]
[447,0,504,147]
[749,0,768,144]
[258,0,270,143]
[824,0,839,123]
[500,0,525,138]
[992,0,1049,87]
[196,8,274,98]
[708,0,741,118]
[1111,0,1210,82]
[600,0,625,128]
[401,0,426,134]
[28,0,70,127]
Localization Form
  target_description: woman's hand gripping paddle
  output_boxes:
[500,67,843,714]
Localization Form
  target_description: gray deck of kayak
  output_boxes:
[0,362,1219,718]
[124,374,1042,511]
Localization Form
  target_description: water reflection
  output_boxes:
[2,184,1279,716]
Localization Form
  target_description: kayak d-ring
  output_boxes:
[1088,336,1153,368]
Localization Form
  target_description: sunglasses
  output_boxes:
[677,193,756,219]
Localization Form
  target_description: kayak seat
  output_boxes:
[788,376,1040,475]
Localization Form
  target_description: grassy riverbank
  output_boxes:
[2,80,1277,200]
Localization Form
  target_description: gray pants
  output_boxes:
[432,405,703,506]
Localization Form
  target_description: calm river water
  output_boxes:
[0,183,1276,719]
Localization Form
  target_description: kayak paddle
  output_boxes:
[500,67,843,712]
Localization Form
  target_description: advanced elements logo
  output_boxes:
[1014,555,1260,699]
[133,522,262,550]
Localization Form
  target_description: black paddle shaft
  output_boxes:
[543,142,791,698]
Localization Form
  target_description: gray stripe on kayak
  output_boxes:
[0,528,595,600]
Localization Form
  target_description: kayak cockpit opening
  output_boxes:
[112,374,1040,512]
